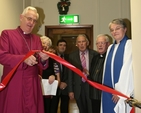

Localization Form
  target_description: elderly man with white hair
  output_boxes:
[89,34,110,113]
[0,6,49,113]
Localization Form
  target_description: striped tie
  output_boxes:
[81,52,87,82]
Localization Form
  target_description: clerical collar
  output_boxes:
[99,52,106,58]
[100,54,103,57]
[18,26,30,35]
[23,32,27,34]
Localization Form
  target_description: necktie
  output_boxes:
[81,52,87,82]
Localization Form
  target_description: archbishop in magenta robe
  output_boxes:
[0,27,48,113]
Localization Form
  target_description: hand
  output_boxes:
[112,94,120,103]
[38,50,49,61]
[24,55,38,66]
[56,73,61,86]
[38,75,42,80]
[59,82,67,90]
[48,75,55,84]
[83,68,89,75]
[69,92,74,100]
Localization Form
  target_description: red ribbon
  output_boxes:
[43,51,134,113]
[0,50,134,112]
[43,51,129,98]
[0,50,39,91]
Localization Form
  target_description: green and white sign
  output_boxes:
[59,15,79,24]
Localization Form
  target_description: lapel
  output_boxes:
[88,49,93,68]
[56,54,62,78]
[63,54,67,60]
[76,50,83,70]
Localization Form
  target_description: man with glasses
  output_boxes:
[0,6,49,113]
[89,34,110,113]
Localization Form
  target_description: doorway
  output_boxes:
[45,25,94,54]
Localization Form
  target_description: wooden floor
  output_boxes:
[57,99,79,113]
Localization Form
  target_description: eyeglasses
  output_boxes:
[96,42,107,45]
[110,27,123,33]
[24,16,37,24]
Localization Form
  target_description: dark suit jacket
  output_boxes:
[68,49,98,99]
[57,54,69,95]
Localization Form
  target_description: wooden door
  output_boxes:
[45,25,93,54]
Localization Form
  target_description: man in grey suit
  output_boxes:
[68,34,98,113]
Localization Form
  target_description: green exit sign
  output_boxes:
[59,15,79,24]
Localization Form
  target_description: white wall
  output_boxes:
[131,0,141,112]
[0,0,24,80]
[0,0,24,32]
[31,0,130,49]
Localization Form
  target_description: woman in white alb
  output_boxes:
[101,18,134,113]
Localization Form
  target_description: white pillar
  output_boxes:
[130,0,141,112]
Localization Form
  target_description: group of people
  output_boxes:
[0,6,134,113]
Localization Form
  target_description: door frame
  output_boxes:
[45,24,94,49]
